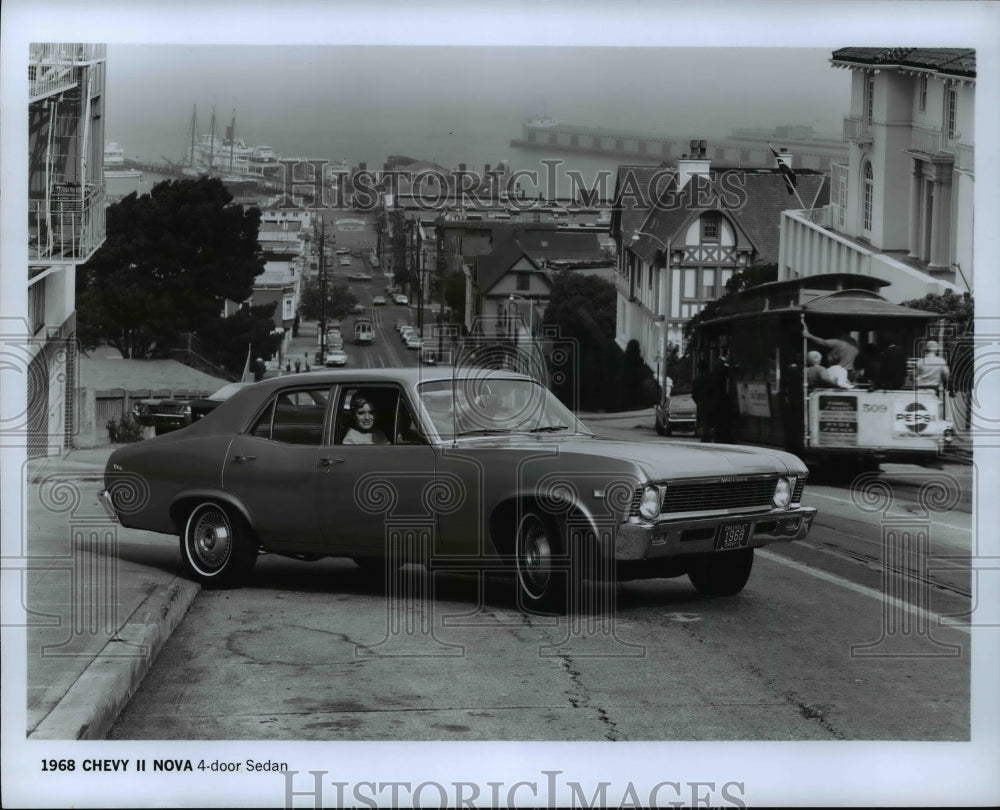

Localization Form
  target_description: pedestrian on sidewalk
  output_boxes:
[294,359,301,373]
[253,357,266,382]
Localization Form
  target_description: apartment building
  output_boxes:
[778,48,974,300]
[27,43,107,457]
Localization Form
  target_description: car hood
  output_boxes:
[450,434,807,479]
[573,437,806,479]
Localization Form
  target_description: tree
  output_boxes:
[542,271,619,410]
[197,303,283,376]
[77,176,264,358]
[297,278,358,322]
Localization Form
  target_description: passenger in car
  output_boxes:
[342,392,390,445]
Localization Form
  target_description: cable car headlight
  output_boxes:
[772,477,792,509]
[638,485,665,520]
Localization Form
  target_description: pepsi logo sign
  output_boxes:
[895,401,933,433]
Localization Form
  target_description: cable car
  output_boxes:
[690,273,954,469]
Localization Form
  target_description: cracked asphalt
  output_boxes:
[107,551,968,741]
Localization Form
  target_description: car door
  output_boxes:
[223,385,332,550]
[317,385,436,562]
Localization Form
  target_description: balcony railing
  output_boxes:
[910,125,944,155]
[842,115,873,144]
[29,182,106,264]
[29,43,106,65]
[952,143,974,175]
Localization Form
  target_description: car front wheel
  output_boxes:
[180,502,257,587]
[514,512,566,612]
[687,548,754,597]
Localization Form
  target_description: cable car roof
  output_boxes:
[700,273,937,327]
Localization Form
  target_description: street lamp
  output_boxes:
[508,293,534,375]
[629,230,670,396]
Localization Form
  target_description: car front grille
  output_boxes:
[154,402,187,415]
[629,475,795,518]
[660,478,778,513]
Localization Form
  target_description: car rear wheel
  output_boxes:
[180,502,257,587]
[687,548,754,597]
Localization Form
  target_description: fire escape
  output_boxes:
[28,43,107,267]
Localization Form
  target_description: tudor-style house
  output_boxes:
[612,152,829,381]
[778,48,974,301]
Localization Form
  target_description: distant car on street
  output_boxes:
[372,296,387,306]
[324,349,348,367]
[131,381,253,436]
[405,334,423,350]
[339,257,352,267]
[350,303,366,315]
[655,391,698,436]
[101,368,817,612]
[393,294,409,306]
[336,247,351,255]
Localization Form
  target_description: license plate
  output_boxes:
[715,522,751,551]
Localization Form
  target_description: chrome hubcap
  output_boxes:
[191,509,232,571]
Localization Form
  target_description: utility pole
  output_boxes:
[318,219,327,363]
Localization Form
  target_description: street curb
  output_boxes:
[28,576,200,740]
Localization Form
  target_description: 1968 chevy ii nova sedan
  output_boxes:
[101,368,817,612]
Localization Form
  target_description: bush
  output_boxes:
[106,414,145,444]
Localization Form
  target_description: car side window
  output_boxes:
[250,387,330,445]
[394,396,426,445]
[336,387,399,446]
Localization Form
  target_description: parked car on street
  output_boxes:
[102,368,816,611]
[131,381,253,436]
[655,391,697,436]
[324,349,348,367]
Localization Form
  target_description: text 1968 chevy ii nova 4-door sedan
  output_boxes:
[101,368,816,612]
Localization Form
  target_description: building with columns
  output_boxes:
[778,48,974,301]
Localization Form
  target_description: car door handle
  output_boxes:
[233,455,257,464]
[319,457,345,467]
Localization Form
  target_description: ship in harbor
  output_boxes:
[171,105,284,188]
[103,141,144,199]
[511,118,848,172]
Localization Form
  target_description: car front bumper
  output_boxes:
[613,505,817,561]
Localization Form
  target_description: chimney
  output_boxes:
[676,139,711,189]
[775,147,794,172]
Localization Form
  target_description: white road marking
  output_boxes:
[758,548,970,634]
[805,490,971,532]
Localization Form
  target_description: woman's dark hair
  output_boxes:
[350,392,373,413]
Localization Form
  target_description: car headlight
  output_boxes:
[638,484,665,520]
[773,477,792,509]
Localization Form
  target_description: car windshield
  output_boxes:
[418,377,591,439]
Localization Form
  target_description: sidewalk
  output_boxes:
[22,446,200,740]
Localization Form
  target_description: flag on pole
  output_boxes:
[768,142,797,196]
